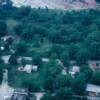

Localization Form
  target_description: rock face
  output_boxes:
[0,0,99,9]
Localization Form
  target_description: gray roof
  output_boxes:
[86,84,100,93]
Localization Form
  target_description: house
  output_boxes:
[42,58,49,62]
[1,35,14,42]
[34,92,45,100]
[88,61,100,70]
[18,64,38,73]
[1,55,11,64]
[86,84,100,97]
[61,67,67,75]
[11,89,28,100]
[69,65,80,76]
[18,57,32,63]
[11,89,44,100]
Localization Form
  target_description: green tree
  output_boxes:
[96,0,100,3]
[92,71,100,85]
[32,54,42,67]
[54,87,74,100]
[0,58,3,84]
[44,59,62,77]
[76,48,90,65]
[44,76,55,92]
[9,54,18,65]
[22,76,40,92]
[0,21,7,37]
[55,74,73,89]
[73,73,86,95]
[14,24,23,36]
[80,65,93,82]
[44,59,62,92]
[85,31,100,59]
[60,49,70,68]
[15,42,28,55]
[41,92,53,100]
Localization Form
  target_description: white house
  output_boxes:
[42,58,49,62]
[1,55,11,64]
[18,64,38,73]
[86,84,100,96]
[88,61,100,70]
[69,65,80,76]
[18,57,32,63]
[34,92,45,100]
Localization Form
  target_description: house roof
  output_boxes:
[86,84,100,93]
[1,55,11,64]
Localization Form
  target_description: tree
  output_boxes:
[76,47,90,65]
[92,71,100,85]
[60,49,70,68]
[21,58,26,67]
[14,6,31,19]
[55,74,73,89]
[54,87,74,100]
[44,59,62,77]
[96,0,100,3]
[14,24,23,36]
[22,26,35,40]
[9,54,18,65]
[32,54,42,67]
[44,59,62,92]
[69,43,78,60]
[0,21,7,37]
[22,76,40,92]
[80,65,93,82]
[73,73,86,95]
[85,31,100,59]
[6,37,13,45]
[15,42,28,55]
[44,76,55,92]
[41,92,53,100]
[0,58,3,84]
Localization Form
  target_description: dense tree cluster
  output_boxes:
[0,5,100,99]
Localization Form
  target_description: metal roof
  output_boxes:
[86,84,100,93]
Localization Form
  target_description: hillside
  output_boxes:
[11,0,98,9]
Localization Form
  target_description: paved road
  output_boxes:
[0,69,14,100]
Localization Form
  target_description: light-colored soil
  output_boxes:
[11,0,97,9]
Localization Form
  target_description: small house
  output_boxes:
[69,65,80,76]
[42,58,49,62]
[18,64,38,73]
[88,61,100,70]
[34,92,45,100]
[86,84,100,96]
[11,89,28,100]
[1,55,11,64]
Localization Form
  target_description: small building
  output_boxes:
[18,64,38,73]
[69,65,80,76]
[88,61,100,70]
[86,84,100,97]
[42,58,49,62]
[11,89,29,100]
[1,55,11,64]
[34,92,45,100]
[18,57,32,63]
[1,35,14,42]
[61,67,67,75]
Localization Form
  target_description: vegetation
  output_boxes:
[0,4,100,99]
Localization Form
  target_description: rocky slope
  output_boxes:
[11,0,99,9]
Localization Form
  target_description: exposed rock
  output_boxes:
[10,0,98,9]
